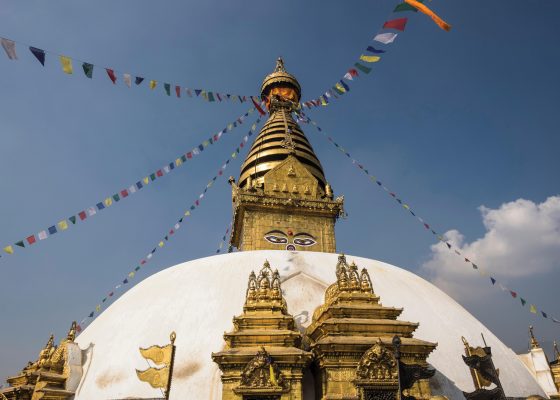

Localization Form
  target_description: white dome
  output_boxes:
[74,251,545,399]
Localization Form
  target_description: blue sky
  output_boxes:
[1,0,559,380]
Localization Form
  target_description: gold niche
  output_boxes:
[212,260,313,400]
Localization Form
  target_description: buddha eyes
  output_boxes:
[293,237,316,246]
[265,235,288,244]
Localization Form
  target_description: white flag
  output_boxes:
[163,166,170,174]
[123,73,132,87]
[147,253,153,260]
[38,230,48,240]
[128,185,137,194]
[1,38,17,60]
[174,223,180,230]
[373,32,397,44]
[87,207,97,216]
[343,72,353,81]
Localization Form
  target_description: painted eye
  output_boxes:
[293,237,317,246]
[265,235,288,244]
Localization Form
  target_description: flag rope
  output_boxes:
[300,0,450,110]
[0,35,257,104]
[1,106,259,259]
[297,111,559,325]
[215,221,233,254]
[76,117,262,332]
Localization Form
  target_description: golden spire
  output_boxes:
[529,325,540,349]
[554,341,560,361]
[239,58,326,190]
[66,321,77,342]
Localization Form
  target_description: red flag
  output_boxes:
[26,235,36,245]
[510,291,517,298]
[156,170,163,177]
[383,18,408,31]
[106,68,117,84]
[175,85,181,98]
[187,152,193,159]
[120,189,129,198]
[348,68,359,77]
[78,211,87,220]
[252,97,266,116]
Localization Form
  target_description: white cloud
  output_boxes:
[420,196,560,302]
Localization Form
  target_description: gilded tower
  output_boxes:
[230,58,344,253]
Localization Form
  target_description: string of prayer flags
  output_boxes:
[77,118,262,330]
[403,0,451,31]
[0,106,260,259]
[215,222,233,253]
[297,111,558,325]
[0,36,257,104]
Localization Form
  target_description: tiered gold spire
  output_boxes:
[529,325,540,350]
[239,58,326,190]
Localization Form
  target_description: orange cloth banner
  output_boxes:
[404,0,451,32]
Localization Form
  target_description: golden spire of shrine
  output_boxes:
[529,325,540,349]
[239,57,326,190]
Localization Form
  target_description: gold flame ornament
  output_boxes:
[136,332,177,398]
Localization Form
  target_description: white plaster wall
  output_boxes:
[74,251,546,399]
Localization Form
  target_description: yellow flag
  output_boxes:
[104,197,113,207]
[96,305,101,312]
[143,177,150,185]
[175,158,182,167]
[403,204,410,210]
[184,211,191,216]
[335,83,346,93]
[59,56,73,74]
[128,271,135,278]
[58,220,69,230]
[530,305,537,314]
[232,152,237,159]
[360,54,381,63]
[150,80,157,89]
[3,245,14,254]
[139,344,173,365]
[158,241,164,248]
[136,366,169,389]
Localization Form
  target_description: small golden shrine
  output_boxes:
[305,255,437,400]
[212,260,313,400]
[2,322,80,400]
[230,58,344,253]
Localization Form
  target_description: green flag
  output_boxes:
[354,62,372,74]
[164,83,171,96]
[394,0,423,12]
[69,215,77,224]
[82,62,94,78]
[15,240,25,248]
[520,298,526,306]
[208,92,215,102]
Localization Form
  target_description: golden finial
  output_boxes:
[529,326,540,349]
[66,321,77,342]
[170,331,176,345]
[360,268,373,293]
[554,341,559,361]
[275,57,286,72]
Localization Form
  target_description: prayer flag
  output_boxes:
[542,311,548,318]
[129,271,135,278]
[60,56,73,74]
[27,235,36,245]
[373,32,398,44]
[520,298,526,306]
[87,207,97,216]
[156,169,163,177]
[163,166,170,173]
[164,83,171,96]
[3,245,14,254]
[96,202,105,210]
[510,291,517,298]
[143,177,149,184]
[252,97,266,116]
[48,225,57,235]
[195,89,202,96]
[128,185,136,194]
[339,80,350,91]
[208,92,215,102]
[343,72,354,81]
[150,80,157,89]
[104,198,113,207]
[394,0,423,12]
[123,73,132,87]
[58,220,68,230]
[360,54,381,63]
[88,312,94,318]
[38,230,48,240]
[216,93,222,101]
[96,305,101,312]
[120,189,129,198]
[136,181,143,189]
[113,193,121,202]
[150,173,156,181]
[175,85,181,97]
[1,38,17,60]
[490,277,496,285]
[366,46,386,54]
[404,0,451,31]
[354,62,372,74]
[29,46,45,65]
[106,68,117,84]
[383,18,408,31]
[135,76,144,85]
[158,241,164,247]
[78,211,87,220]
[14,241,23,248]
[69,215,77,224]
[333,85,344,95]
[186,88,193,97]
[530,305,537,314]
[82,62,93,78]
